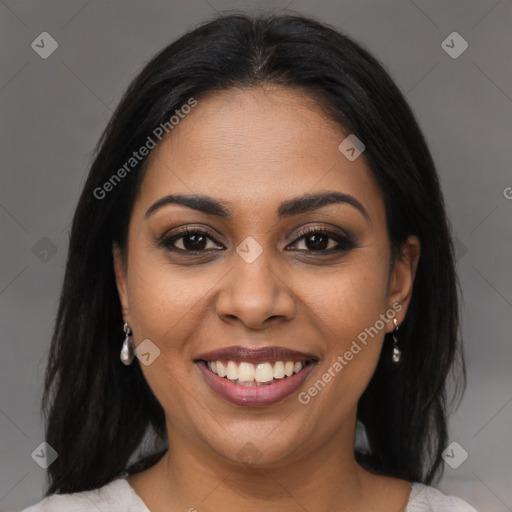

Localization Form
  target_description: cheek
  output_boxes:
[294,271,388,418]
[123,252,205,359]
[123,257,211,412]
[298,260,390,389]
[305,263,389,344]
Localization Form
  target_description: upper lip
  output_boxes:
[195,345,318,364]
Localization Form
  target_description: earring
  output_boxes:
[392,318,401,363]
[120,322,135,366]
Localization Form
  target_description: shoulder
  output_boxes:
[407,482,479,511]
[19,478,149,512]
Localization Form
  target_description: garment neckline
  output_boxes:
[117,476,423,511]
[407,482,429,504]
[116,477,152,511]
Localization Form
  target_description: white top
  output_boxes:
[20,477,479,511]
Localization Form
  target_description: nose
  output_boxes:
[215,250,296,330]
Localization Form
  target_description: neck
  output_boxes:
[136,413,384,512]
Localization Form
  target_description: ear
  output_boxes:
[385,235,420,333]
[112,242,130,323]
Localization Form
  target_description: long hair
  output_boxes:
[42,11,465,495]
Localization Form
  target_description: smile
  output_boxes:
[194,345,318,406]
[205,359,312,386]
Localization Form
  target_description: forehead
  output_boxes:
[134,86,384,224]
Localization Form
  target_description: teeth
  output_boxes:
[255,362,274,383]
[273,361,285,379]
[226,361,238,380]
[205,360,307,384]
[238,362,255,381]
[217,361,226,377]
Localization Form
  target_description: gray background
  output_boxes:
[1,0,511,511]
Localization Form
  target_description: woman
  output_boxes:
[22,11,478,512]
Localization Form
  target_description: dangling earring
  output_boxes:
[120,322,135,366]
[392,318,401,363]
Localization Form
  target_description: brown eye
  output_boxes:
[289,228,357,253]
[178,232,208,251]
[299,232,331,251]
[159,228,224,253]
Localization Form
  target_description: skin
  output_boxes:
[113,86,420,512]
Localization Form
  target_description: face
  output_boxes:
[113,86,420,467]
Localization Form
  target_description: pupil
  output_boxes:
[184,234,205,250]
[306,234,327,250]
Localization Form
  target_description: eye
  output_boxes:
[158,227,224,253]
[287,227,356,253]
[157,226,357,255]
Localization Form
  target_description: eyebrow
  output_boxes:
[144,191,371,224]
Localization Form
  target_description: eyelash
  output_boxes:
[157,226,357,255]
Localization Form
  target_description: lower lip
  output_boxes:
[196,361,316,407]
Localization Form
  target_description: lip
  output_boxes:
[196,359,317,407]
[195,345,318,364]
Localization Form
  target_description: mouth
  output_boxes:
[198,359,316,386]
[194,345,318,406]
